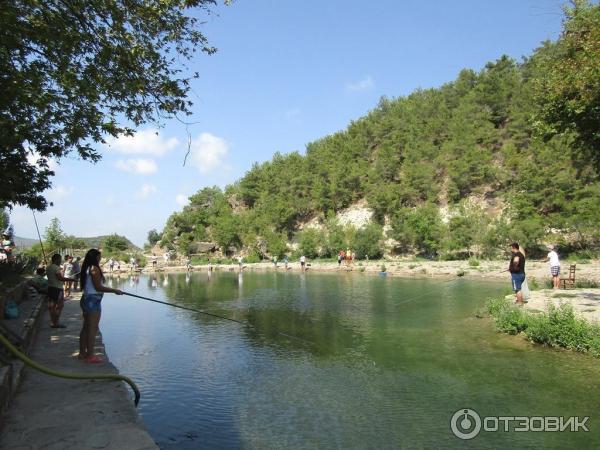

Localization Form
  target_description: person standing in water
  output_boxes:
[78,249,123,363]
[508,243,526,305]
[46,254,77,328]
[300,255,306,271]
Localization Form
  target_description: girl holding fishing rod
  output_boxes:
[78,249,123,364]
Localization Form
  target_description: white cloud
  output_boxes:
[345,75,375,92]
[115,158,158,175]
[176,194,190,207]
[27,151,59,172]
[47,185,73,203]
[188,132,229,174]
[106,128,179,156]
[135,183,157,199]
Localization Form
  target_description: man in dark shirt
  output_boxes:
[509,242,526,304]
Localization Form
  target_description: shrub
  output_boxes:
[352,223,383,259]
[244,251,261,263]
[486,297,528,333]
[468,257,480,267]
[486,297,600,356]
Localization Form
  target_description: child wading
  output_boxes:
[78,249,123,364]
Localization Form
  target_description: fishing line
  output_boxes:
[393,276,466,306]
[121,291,314,347]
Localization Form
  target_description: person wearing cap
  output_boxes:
[542,245,561,289]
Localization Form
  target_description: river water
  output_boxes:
[100,271,600,449]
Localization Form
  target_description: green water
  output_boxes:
[101,271,600,449]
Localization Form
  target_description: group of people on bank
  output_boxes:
[29,249,122,364]
[509,242,562,305]
[337,249,356,267]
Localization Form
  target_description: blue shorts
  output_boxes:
[511,273,526,292]
[80,293,103,314]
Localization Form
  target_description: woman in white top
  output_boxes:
[78,249,122,363]
[543,244,561,289]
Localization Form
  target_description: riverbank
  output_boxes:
[0,296,157,449]
[132,259,600,284]
[485,288,600,358]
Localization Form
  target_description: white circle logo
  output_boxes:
[450,408,482,440]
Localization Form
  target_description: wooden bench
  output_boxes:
[560,264,576,289]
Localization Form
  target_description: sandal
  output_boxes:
[85,355,104,364]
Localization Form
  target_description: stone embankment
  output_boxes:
[0,285,157,449]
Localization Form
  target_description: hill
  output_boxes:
[14,235,139,251]
[158,4,600,261]
[13,236,38,249]
[78,235,139,251]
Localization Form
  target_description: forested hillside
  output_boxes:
[159,3,600,261]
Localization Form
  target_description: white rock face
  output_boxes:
[336,200,373,229]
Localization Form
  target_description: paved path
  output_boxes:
[0,297,157,450]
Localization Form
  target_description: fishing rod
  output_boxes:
[121,291,314,346]
[31,210,47,265]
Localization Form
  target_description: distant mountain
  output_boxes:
[13,235,139,250]
[78,235,140,250]
[13,236,38,248]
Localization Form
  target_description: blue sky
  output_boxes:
[11,0,565,246]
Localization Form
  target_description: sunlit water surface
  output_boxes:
[100,271,600,449]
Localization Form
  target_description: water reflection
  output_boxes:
[101,272,600,450]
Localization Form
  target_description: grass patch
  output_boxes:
[408,264,418,269]
[485,297,600,357]
[552,293,577,298]
[575,279,600,288]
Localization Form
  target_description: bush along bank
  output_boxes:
[484,297,600,357]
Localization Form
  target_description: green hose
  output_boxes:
[0,332,140,406]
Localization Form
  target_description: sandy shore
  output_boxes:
[134,259,600,283]
[114,259,600,325]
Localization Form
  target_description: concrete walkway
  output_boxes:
[0,297,157,450]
